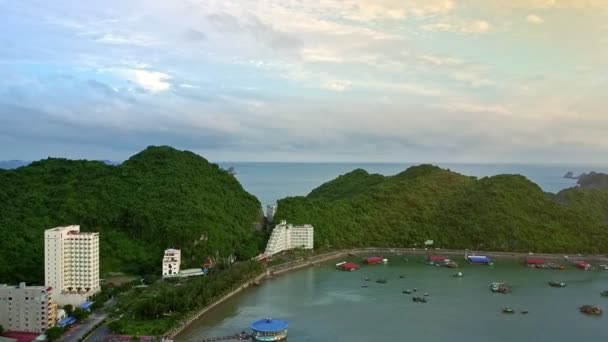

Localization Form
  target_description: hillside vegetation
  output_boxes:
[0,146,264,284]
[274,165,608,254]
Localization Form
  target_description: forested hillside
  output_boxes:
[0,146,264,284]
[274,165,608,254]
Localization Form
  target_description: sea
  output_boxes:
[218,162,608,208]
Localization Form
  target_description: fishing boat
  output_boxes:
[502,307,515,314]
[363,256,387,265]
[579,305,602,315]
[490,282,511,294]
[548,281,566,288]
[336,262,359,271]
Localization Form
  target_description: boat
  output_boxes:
[466,254,493,265]
[445,261,459,268]
[575,261,592,271]
[548,281,566,288]
[403,289,412,294]
[599,265,608,270]
[525,257,545,267]
[579,305,602,315]
[336,262,359,271]
[601,290,608,297]
[412,296,427,303]
[376,278,388,284]
[361,284,368,288]
[364,277,370,281]
[363,256,387,265]
[423,292,430,297]
[490,282,511,294]
[502,307,515,314]
[453,272,463,278]
[521,310,529,314]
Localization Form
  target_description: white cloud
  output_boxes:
[94,33,158,46]
[417,54,461,66]
[118,69,172,93]
[350,0,455,21]
[179,84,199,89]
[422,20,491,34]
[526,14,544,24]
[440,102,511,115]
[301,48,343,63]
[322,80,350,92]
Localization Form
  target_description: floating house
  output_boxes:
[250,318,288,342]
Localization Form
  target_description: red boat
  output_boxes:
[525,257,545,266]
[336,261,359,271]
[428,255,447,262]
[575,261,591,270]
[363,256,387,265]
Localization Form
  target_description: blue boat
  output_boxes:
[466,255,492,265]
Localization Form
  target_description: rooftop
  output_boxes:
[250,318,288,332]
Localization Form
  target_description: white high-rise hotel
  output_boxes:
[264,220,314,256]
[44,225,100,306]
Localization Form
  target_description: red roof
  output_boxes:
[429,255,447,261]
[337,262,359,270]
[363,257,383,264]
[525,257,545,265]
[3,332,42,342]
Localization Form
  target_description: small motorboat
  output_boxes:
[412,296,427,303]
[521,310,529,314]
[548,281,566,288]
[423,292,430,297]
[445,261,459,268]
[503,307,515,314]
[361,284,368,288]
[413,288,418,292]
[402,258,409,262]
[490,282,511,294]
[376,278,388,284]
[453,272,463,278]
[399,274,406,278]
[599,265,608,270]
[601,290,608,297]
[579,305,602,316]
[403,289,412,294]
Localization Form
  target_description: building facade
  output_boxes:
[266,205,277,222]
[162,249,181,278]
[44,225,100,306]
[264,220,314,256]
[0,283,57,333]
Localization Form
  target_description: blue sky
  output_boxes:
[1,0,607,163]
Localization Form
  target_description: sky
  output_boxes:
[0,0,607,163]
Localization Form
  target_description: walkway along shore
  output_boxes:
[167,247,607,339]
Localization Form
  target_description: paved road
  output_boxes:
[59,311,107,342]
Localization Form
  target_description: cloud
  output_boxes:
[183,29,207,42]
[422,20,491,34]
[322,80,350,92]
[526,14,544,24]
[93,33,158,46]
[117,69,172,93]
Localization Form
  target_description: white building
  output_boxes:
[264,220,314,256]
[0,283,57,333]
[44,225,100,306]
[162,249,181,278]
[266,205,277,222]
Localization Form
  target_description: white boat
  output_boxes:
[599,264,608,270]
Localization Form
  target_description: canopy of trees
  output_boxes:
[0,146,264,283]
[274,165,608,254]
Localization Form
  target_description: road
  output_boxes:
[59,299,117,342]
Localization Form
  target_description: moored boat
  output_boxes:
[575,261,592,271]
[453,272,463,278]
[376,278,388,284]
[490,282,511,294]
[579,305,602,315]
[548,281,566,288]
[336,261,359,271]
[601,290,608,297]
[502,307,514,314]
[466,254,493,265]
[363,256,386,265]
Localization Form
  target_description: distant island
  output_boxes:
[576,172,608,189]
[563,171,579,179]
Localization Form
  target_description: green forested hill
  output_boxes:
[0,146,264,284]
[274,165,608,254]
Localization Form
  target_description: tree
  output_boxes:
[72,308,89,321]
[0,324,4,335]
[46,327,64,341]
[63,304,74,315]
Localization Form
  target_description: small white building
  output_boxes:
[162,249,181,278]
[44,225,100,306]
[264,220,314,256]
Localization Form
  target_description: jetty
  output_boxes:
[199,333,250,341]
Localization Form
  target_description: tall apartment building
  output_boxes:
[264,220,314,256]
[162,249,181,278]
[44,225,100,306]
[0,283,57,333]
[266,204,277,222]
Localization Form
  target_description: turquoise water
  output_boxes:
[219,162,608,208]
[177,257,608,342]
